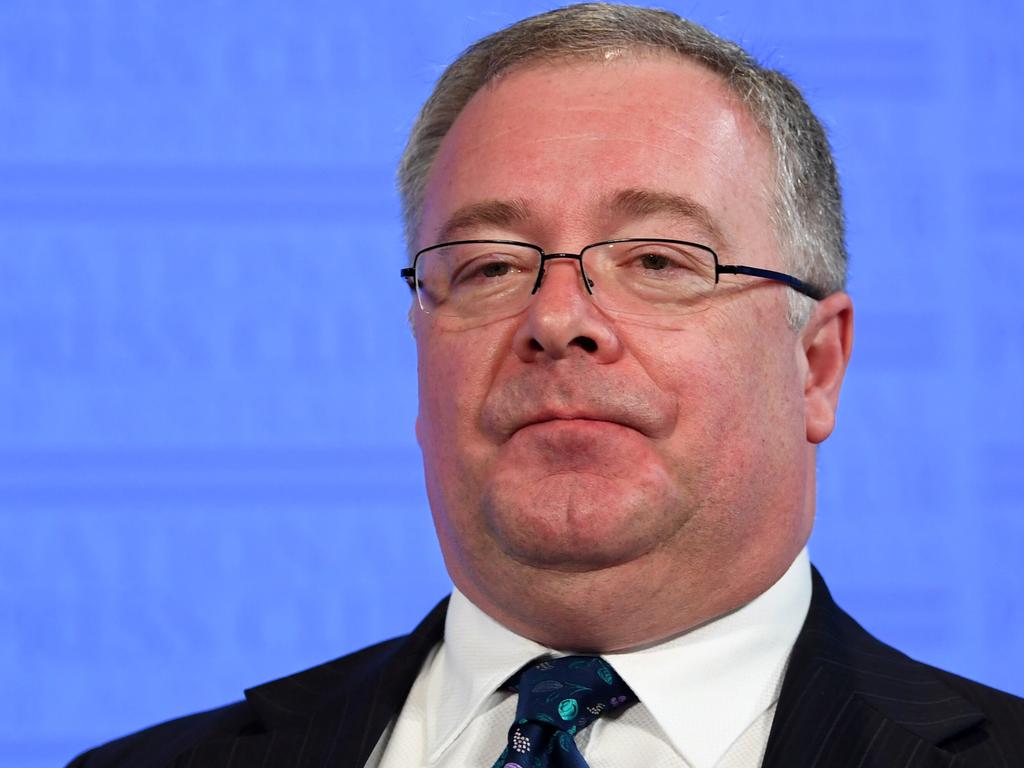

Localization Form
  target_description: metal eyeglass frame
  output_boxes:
[400,238,829,311]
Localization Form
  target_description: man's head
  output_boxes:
[400,4,854,651]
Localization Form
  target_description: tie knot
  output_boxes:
[509,655,637,735]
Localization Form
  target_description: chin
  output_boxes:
[480,473,687,573]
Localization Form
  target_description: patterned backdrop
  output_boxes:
[1,2,1021,765]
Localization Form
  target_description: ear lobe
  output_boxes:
[801,292,854,444]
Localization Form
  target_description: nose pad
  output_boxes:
[532,254,593,297]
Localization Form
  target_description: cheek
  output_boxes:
[415,321,514,459]
[621,320,730,425]
[700,306,806,486]
[628,305,799,464]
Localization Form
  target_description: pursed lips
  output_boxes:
[478,371,677,441]
[505,409,658,440]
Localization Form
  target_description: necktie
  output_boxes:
[492,655,638,768]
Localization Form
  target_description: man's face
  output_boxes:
[414,56,845,650]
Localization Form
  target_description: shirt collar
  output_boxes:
[605,548,811,767]
[427,548,811,767]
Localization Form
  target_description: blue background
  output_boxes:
[2,1,1022,765]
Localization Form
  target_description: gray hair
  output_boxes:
[397,3,846,327]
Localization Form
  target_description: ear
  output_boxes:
[800,291,854,444]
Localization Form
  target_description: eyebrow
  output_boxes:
[431,188,726,248]
[608,188,726,247]
[435,198,533,244]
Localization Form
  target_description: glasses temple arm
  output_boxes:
[717,264,828,301]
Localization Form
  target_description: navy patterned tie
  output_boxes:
[491,655,638,768]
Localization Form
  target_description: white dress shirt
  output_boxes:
[373,549,811,768]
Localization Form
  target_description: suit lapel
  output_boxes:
[762,569,984,768]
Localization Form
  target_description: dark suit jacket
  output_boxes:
[69,569,1024,767]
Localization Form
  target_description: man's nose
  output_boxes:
[511,259,624,363]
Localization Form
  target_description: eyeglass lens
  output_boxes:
[415,240,719,319]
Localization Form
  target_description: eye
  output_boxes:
[447,246,535,287]
[638,252,674,271]
[623,245,703,274]
[480,261,513,278]
[455,255,524,284]
[594,241,715,288]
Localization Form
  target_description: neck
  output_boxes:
[452,541,809,652]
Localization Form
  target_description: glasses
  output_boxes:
[401,238,827,322]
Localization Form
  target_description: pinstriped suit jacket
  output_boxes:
[69,569,1024,768]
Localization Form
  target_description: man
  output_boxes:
[70,4,1023,767]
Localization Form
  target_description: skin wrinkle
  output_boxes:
[489,475,679,575]
[419,69,763,254]
[434,188,728,255]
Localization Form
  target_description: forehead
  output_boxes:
[419,55,777,255]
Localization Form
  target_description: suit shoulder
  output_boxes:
[800,568,1024,763]
[66,699,256,768]
[65,633,418,768]
[930,665,1024,711]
